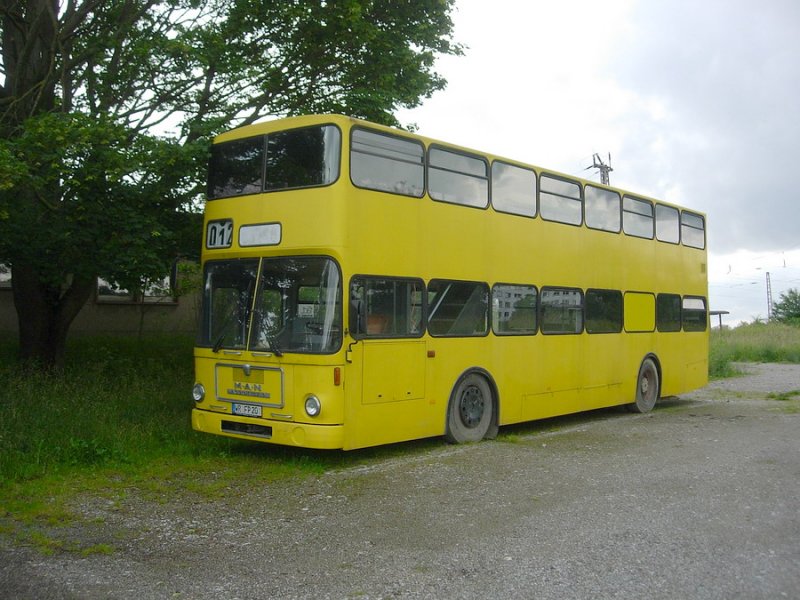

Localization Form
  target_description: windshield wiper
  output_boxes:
[212,332,226,353]
[263,333,283,357]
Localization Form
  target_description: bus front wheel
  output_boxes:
[445,373,494,443]
[627,357,660,413]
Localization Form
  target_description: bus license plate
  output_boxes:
[232,403,262,418]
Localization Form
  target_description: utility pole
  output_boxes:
[766,271,773,320]
[591,153,613,185]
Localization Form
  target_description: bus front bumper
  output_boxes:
[192,408,345,450]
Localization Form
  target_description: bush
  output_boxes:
[772,288,800,323]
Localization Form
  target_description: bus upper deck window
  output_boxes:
[623,195,654,239]
[264,125,341,191]
[207,125,341,200]
[351,129,424,197]
[681,211,706,249]
[207,136,265,199]
[540,174,582,226]
[585,185,621,232]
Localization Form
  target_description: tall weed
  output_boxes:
[710,321,800,377]
[0,335,233,483]
[0,335,364,490]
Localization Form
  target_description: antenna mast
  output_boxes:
[591,153,613,185]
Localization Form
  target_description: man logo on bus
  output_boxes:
[228,381,271,399]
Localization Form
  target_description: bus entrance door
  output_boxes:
[343,339,429,448]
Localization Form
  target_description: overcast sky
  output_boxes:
[397,0,800,325]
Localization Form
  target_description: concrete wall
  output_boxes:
[0,285,198,338]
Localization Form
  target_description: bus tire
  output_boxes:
[627,357,660,413]
[445,372,494,443]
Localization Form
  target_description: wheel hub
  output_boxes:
[459,385,485,428]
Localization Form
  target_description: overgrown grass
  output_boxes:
[1,335,223,483]
[0,334,441,552]
[709,321,800,377]
[0,336,377,484]
[0,336,335,539]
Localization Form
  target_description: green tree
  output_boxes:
[772,288,800,324]
[1,0,460,368]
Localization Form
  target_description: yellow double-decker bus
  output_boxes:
[191,114,708,450]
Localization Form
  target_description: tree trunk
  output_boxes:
[3,1,93,371]
[1,0,60,120]
[11,264,96,370]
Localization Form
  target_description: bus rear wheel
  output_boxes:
[627,357,660,413]
[445,373,494,443]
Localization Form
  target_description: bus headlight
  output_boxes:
[304,395,321,417]
[192,383,205,403]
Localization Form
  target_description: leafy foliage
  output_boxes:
[0,112,204,291]
[0,0,460,367]
[772,288,800,325]
[3,0,460,135]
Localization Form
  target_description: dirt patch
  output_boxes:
[704,362,800,395]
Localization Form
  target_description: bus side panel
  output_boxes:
[655,333,685,397]
[655,335,708,397]
[519,335,580,421]
[517,334,631,422]
[580,332,624,408]
[488,336,530,425]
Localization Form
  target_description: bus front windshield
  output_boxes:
[200,257,342,354]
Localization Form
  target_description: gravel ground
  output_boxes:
[2,363,799,600]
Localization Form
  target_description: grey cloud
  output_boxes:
[609,0,800,253]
